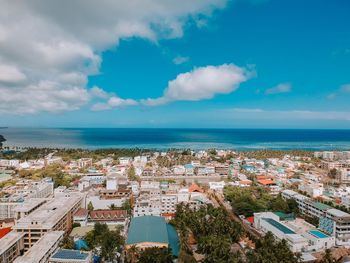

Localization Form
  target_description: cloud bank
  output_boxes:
[0,0,228,114]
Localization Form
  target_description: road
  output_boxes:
[207,190,262,240]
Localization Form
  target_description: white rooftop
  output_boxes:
[13,193,82,230]
[0,231,24,255]
[327,208,350,218]
[13,231,64,263]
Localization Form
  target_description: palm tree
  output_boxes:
[126,245,139,263]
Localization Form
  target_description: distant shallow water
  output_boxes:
[1,128,350,151]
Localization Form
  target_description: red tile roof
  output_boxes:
[74,208,89,218]
[89,210,127,221]
[189,183,203,193]
[257,179,275,186]
[0,227,12,239]
[246,216,254,224]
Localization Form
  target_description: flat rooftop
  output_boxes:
[264,218,296,234]
[0,231,25,255]
[327,208,350,218]
[13,231,64,263]
[13,198,47,213]
[50,249,89,261]
[13,193,82,230]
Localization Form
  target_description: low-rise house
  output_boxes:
[88,210,128,225]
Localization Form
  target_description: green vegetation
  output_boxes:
[239,149,313,159]
[60,236,75,250]
[127,165,139,181]
[0,135,6,147]
[0,147,151,161]
[247,232,300,263]
[87,201,94,211]
[85,223,124,262]
[171,204,243,263]
[224,186,298,217]
[18,164,77,188]
[137,247,173,263]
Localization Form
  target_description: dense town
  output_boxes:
[1,147,350,263]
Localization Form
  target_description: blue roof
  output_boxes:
[184,164,193,168]
[263,218,295,234]
[127,216,169,245]
[51,249,89,260]
[309,230,329,239]
[74,239,88,250]
[167,224,180,257]
[127,216,180,257]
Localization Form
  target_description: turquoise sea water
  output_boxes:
[1,128,350,150]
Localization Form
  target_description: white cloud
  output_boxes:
[326,93,336,100]
[90,86,109,99]
[91,96,138,111]
[341,84,350,93]
[0,64,26,83]
[0,0,228,114]
[173,56,189,65]
[142,64,251,105]
[265,83,291,95]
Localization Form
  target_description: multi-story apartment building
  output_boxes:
[282,189,350,246]
[161,194,177,215]
[12,193,83,251]
[13,231,64,263]
[0,232,25,263]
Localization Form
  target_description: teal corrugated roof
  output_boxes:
[313,202,331,211]
[127,216,169,245]
[264,218,295,234]
[167,224,180,257]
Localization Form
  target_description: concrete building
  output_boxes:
[254,212,335,252]
[126,216,179,257]
[13,231,64,263]
[282,189,350,246]
[13,193,83,251]
[0,232,25,263]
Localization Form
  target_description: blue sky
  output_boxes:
[1,0,350,128]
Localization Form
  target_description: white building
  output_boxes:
[13,231,64,263]
[282,189,350,246]
[254,212,335,252]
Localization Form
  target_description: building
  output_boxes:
[282,189,350,246]
[12,193,83,251]
[0,231,25,263]
[88,210,127,225]
[254,212,335,252]
[126,216,179,257]
[161,194,177,215]
[73,208,89,227]
[49,249,92,263]
[13,231,64,263]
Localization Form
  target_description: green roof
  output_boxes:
[274,211,295,221]
[313,202,331,211]
[127,216,169,245]
[264,218,295,234]
[127,216,180,257]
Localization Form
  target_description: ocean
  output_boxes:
[1,128,350,151]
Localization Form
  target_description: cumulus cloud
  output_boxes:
[173,56,190,65]
[265,83,291,95]
[142,64,251,106]
[91,96,138,111]
[0,0,228,114]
